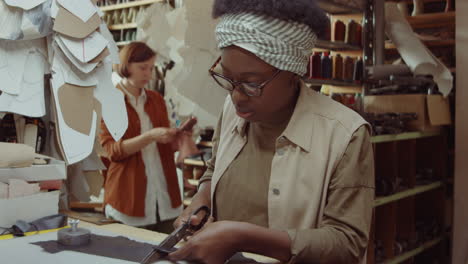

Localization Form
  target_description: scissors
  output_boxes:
[140,206,211,264]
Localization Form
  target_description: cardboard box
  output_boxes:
[364,94,451,132]
[0,158,66,183]
[0,191,59,227]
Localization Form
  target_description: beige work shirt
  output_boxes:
[200,82,374,263]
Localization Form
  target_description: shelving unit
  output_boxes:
[371,131,441,143]
[315,40,362,51]
[406,11,455,29]
[385,39,455,50]
[107,23,137,30]
[316,0,362,14]
[374,181,443,207]
[115,40,132,47]
[303,78,361,87]
[370,131,449,263]
[305,2,366,91]
[99,1,161,45]
[99,0,163,12]
[384,237,444,264]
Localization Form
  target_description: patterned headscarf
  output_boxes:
[215,12,317,76]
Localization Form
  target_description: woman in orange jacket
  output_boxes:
[100,42,182,233]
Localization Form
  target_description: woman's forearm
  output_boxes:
[234,222,292,262]
[120,132,153,156]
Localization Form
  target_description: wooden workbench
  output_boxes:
[80,222,279,264]
[0,221,278,264]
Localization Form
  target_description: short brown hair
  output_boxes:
[117,42,156,78]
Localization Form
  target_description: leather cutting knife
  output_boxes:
[140,206,211,264]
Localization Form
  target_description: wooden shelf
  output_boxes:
[386,39,455,49]
[406,12,455,29]
[315,40,362,51]
[188,179,199,186]
[183,198,192,207]
[100,0,163,12]
[397,0,451,3]
[69,201,103,210]
[197,141,213,148]
[184,158,205,167]
[371,131,441,143]
[316,0,362,14]
[383,236,443,264]
[304,78,362,87]
[374,181,443,207]
[108,23,137,30]
[116,41,132,47]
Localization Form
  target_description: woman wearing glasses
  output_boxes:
[172,1,374,263]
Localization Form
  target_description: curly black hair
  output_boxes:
[212,0,330,37]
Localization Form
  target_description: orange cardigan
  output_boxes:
[99,89,182,217]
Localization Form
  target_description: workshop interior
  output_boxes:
[0,0,467,263]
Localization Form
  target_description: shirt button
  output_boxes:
[277,148,285,156]
[278,136,286,144]
[273,188,280,195]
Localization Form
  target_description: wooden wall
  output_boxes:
[452,0,468,263]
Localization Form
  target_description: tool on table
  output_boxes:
[57,219,91,246]
[140,206,211,264]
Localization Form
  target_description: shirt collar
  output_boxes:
[232,81,314,152]
[120,81,147,107]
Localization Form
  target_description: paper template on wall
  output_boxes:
[98,23,120,64]
[0,0,52,40]
[385,2,453,96]
[54,38,100,74]
[81,150,106,171]
[50,0,58,18]
[94,59,128,141]
[58,31,108,63]
[53,6,100,39]
[0,143,36,168]
[0,40,29,95]
[69,162,91,202]
[4,0,47,10]
[50,70,97,165]
[0,0,23,40]
[57,0,97,23]
[52,45,98,87]
[0,39,48,117]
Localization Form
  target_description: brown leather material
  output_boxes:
[100,89,182,217]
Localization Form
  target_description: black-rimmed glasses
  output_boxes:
[208,56,282,97]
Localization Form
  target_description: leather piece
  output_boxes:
[31,234,157,263]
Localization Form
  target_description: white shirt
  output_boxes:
[105,84,182,226]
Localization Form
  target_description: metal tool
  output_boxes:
[140,206,211,264]
[57,219,91,246]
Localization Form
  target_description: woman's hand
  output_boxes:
[169,221,242,264]
[174,182,212,229]
[146,127,179,144]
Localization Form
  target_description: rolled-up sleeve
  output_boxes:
[287,125,375,264]
[99,120,130,162]
[198,112,223,186]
